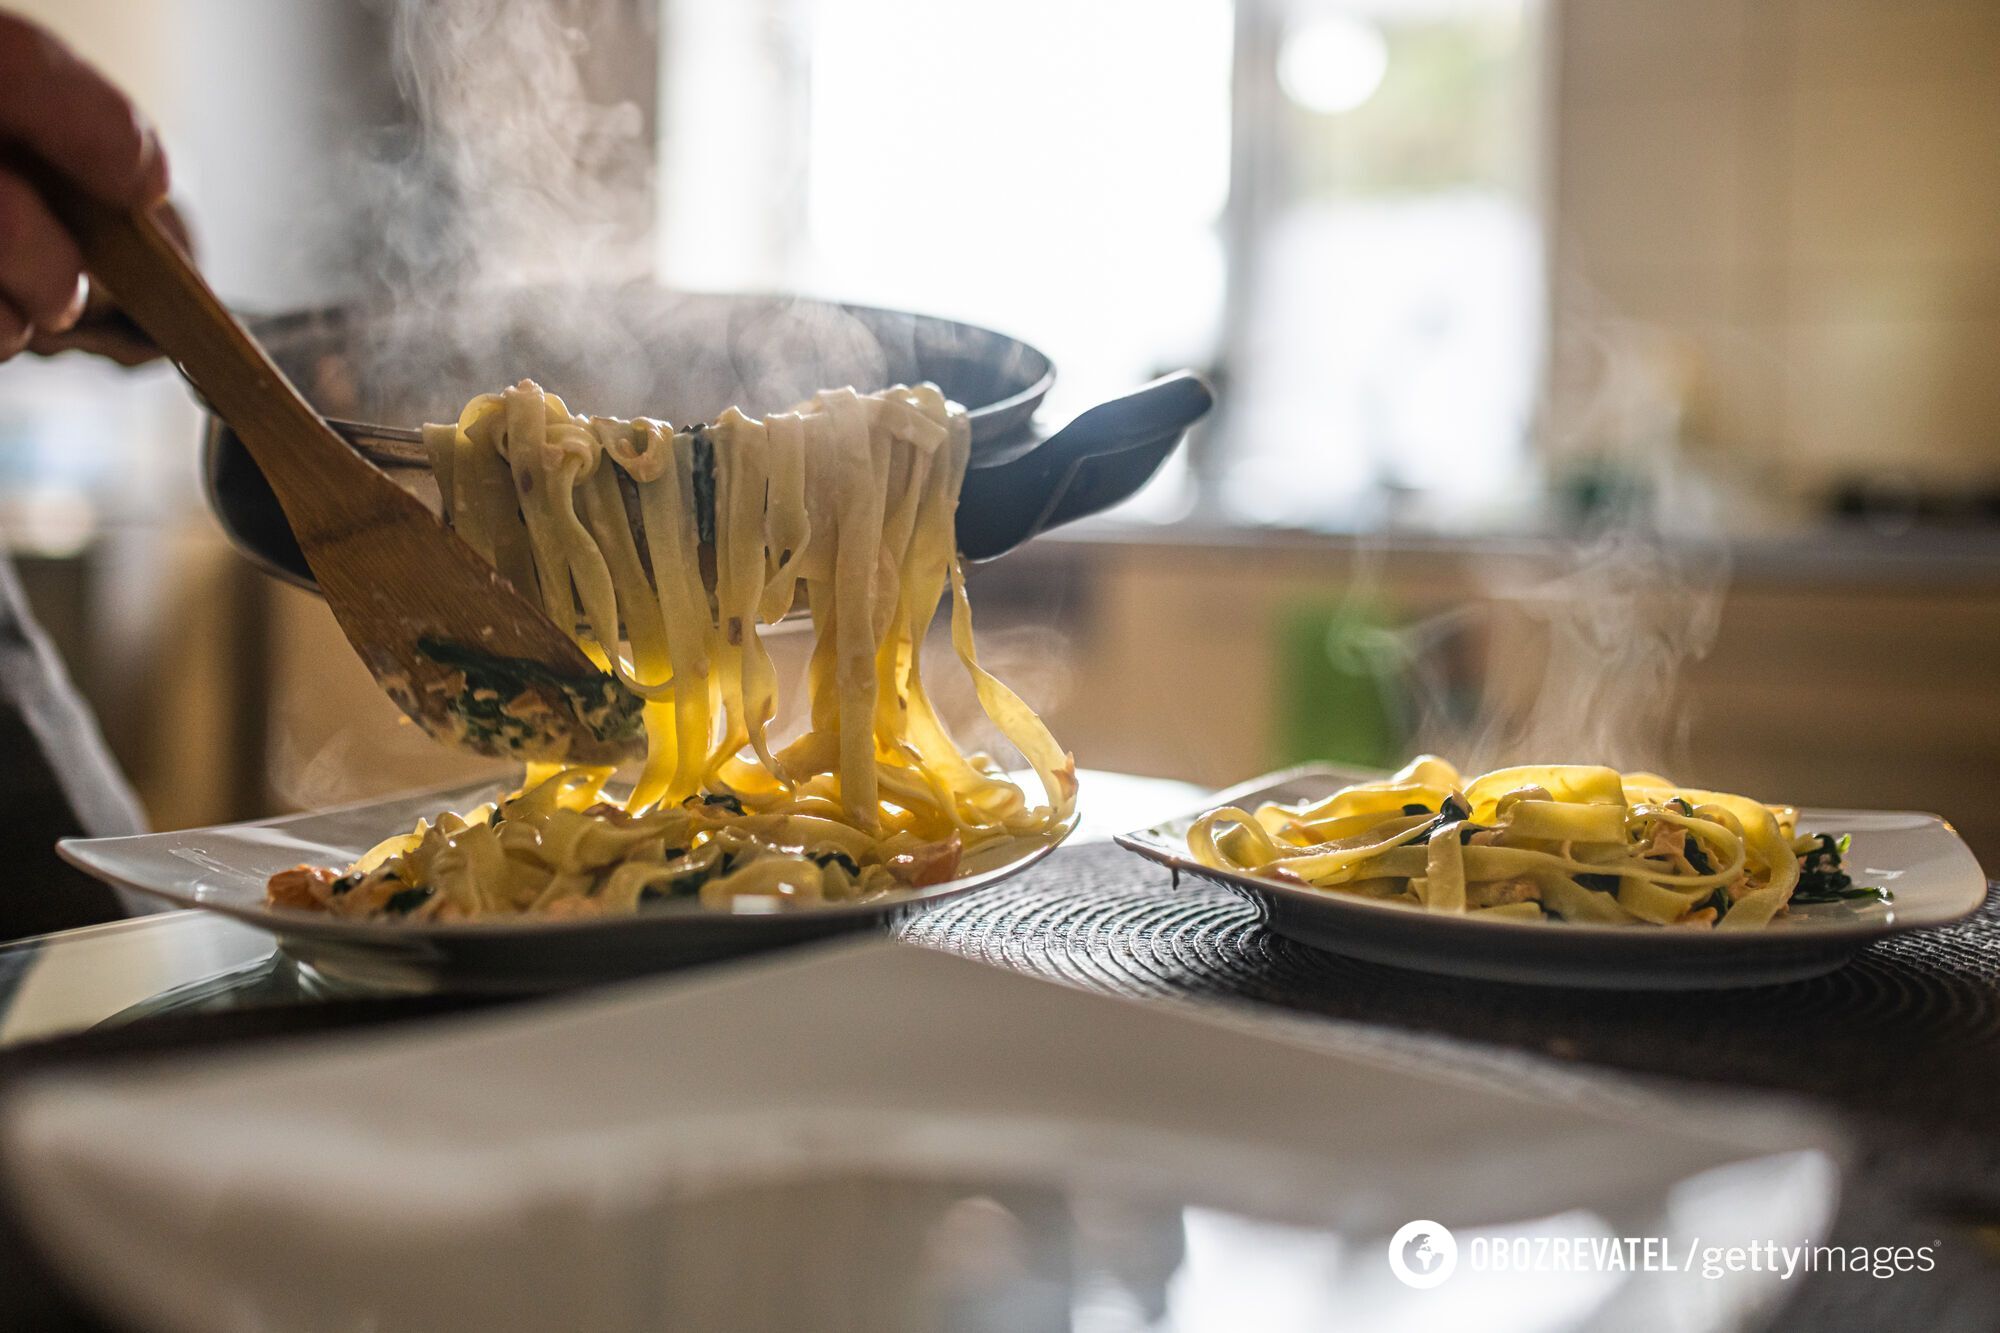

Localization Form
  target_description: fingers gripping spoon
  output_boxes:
[28,165,641,765]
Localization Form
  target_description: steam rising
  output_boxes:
[365,0,656,294]
[1436,529,1726,776]
[270,0,1061,809]
[1338,306,1733,778]
[330,0,899,429]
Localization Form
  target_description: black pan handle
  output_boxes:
[955,370,1213,560]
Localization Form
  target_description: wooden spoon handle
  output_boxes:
[14,155,644,763]
[21,158,363,505]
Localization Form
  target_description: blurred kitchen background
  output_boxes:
[3,0,1997,864]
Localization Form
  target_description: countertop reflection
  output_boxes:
[0,913,277,1046]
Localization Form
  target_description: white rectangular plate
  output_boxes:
[3,939,1839,1333]
[1116,764,1989,989]
[57,779,1073,993]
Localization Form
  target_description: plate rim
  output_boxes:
[1113,762,1989,949]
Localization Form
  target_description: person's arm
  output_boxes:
[0,9,170,364]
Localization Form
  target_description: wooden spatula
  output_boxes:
[26,164,641,766]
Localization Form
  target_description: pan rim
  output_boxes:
[234,285,1057,430]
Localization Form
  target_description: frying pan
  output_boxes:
[203,287,1211,588]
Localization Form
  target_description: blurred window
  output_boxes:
[1222,0,1544,530]
[658,0,1544,530]
[801,0,1233,427]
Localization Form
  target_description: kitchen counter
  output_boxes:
[1037,516,2000,589]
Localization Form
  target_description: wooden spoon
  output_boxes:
[24,163,641,766]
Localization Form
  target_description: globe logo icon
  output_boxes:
[1388,1220,1458,1288]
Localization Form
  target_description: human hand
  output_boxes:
[0,10,171,364]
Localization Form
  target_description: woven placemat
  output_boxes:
[903,840,2000,1332]
[904,841,2000,1123]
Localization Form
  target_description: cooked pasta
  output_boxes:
[269,380,1076,921]
[1186,756,1883,929]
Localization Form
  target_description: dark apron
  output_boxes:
[0,554,146,941]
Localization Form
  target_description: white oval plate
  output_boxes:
[1115,764,1989,990]
[59,779,1074,994]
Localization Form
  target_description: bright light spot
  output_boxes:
[1278,14,1390,115]
[802,0,1231,423]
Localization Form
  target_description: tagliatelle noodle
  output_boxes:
[1187,755,1826,930]
[268,379,1075,921]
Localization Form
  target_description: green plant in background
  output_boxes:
[1273,598,1409,772]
